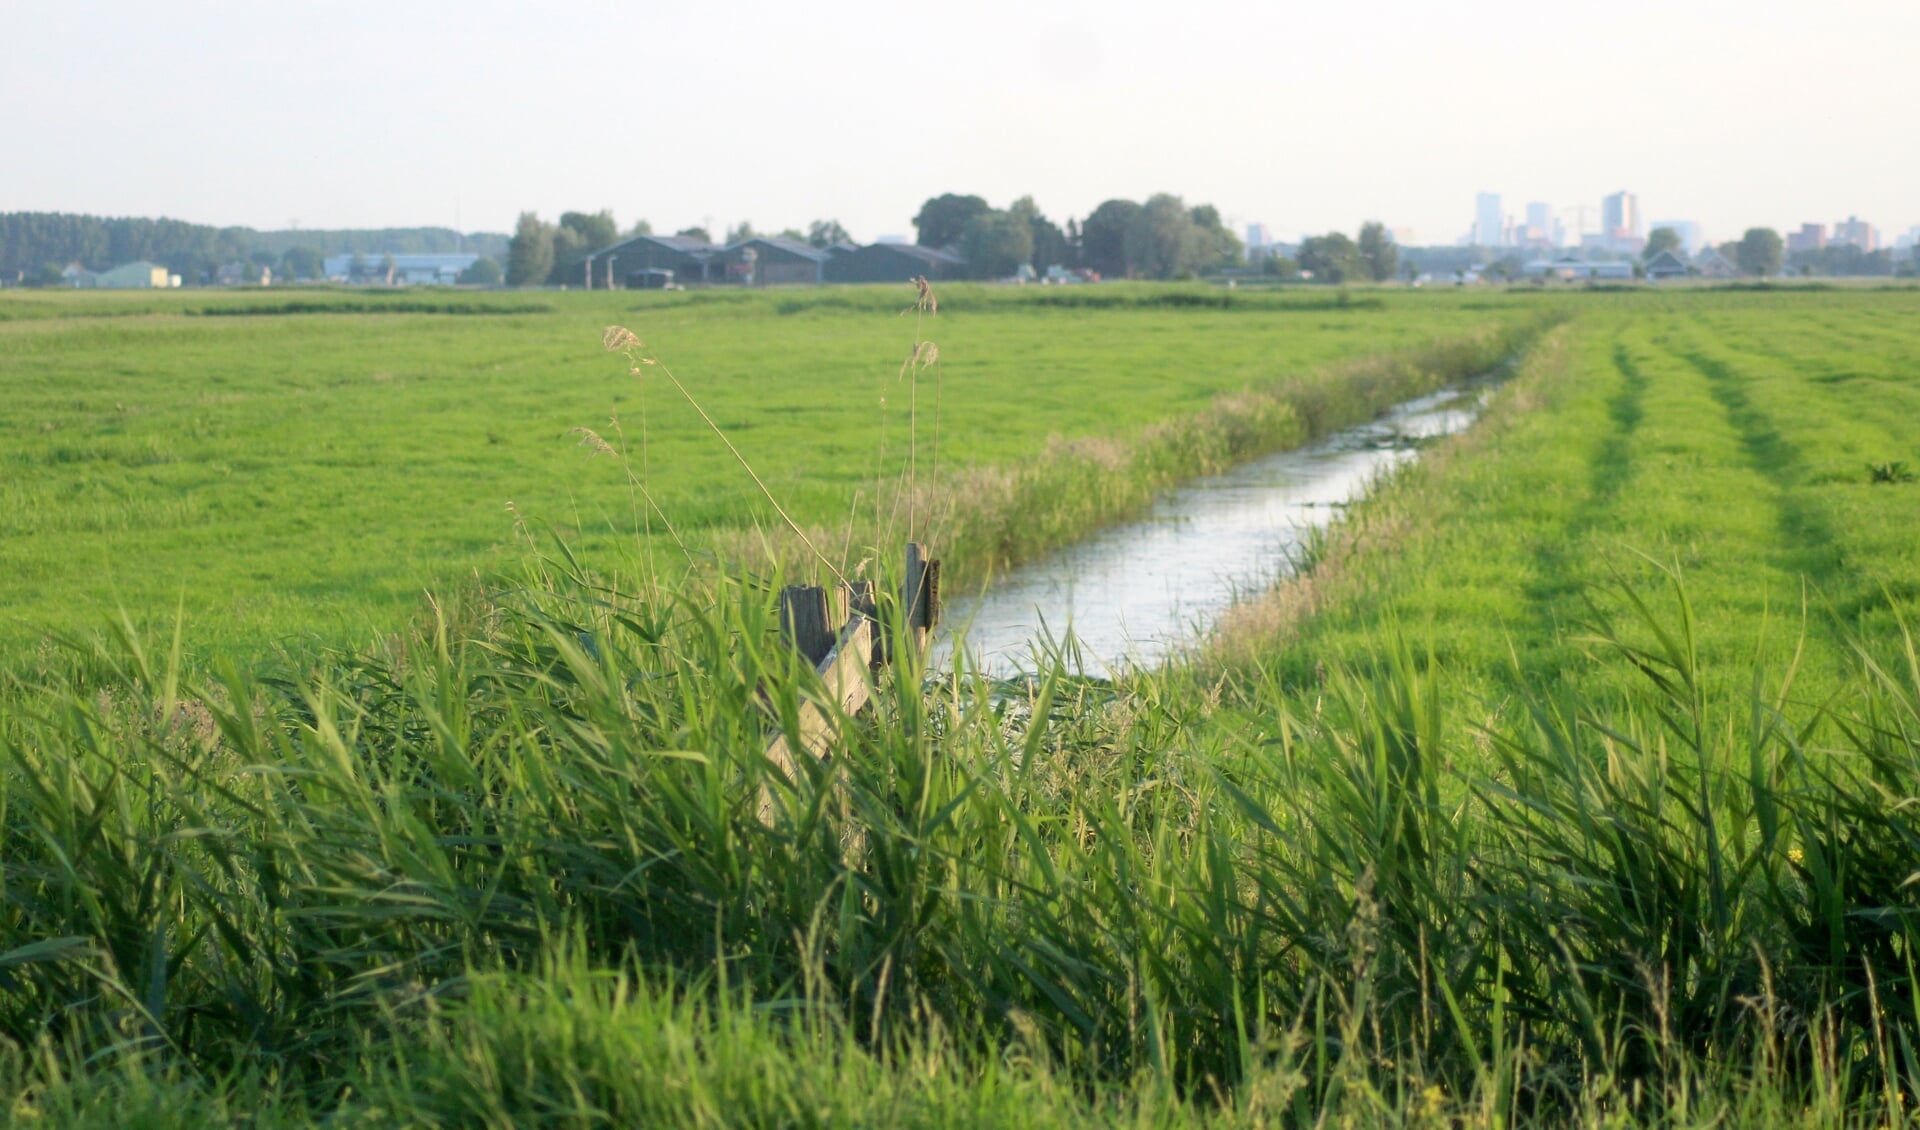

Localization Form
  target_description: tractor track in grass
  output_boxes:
[1669,341,1863,639]
[1518,327,1649,646]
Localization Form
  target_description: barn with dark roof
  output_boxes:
[708,238,831,286]
[587,233,717,288]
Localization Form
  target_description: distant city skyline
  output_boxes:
[3,0,1915,248]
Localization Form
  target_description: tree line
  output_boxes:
[505,194,1250,285]
[911,193,1242,280]
[0,212,508,285]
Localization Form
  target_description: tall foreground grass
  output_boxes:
[5,553,1920,1125]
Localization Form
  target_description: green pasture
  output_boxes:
[9,283,1920,1127]
[1222,288,1920,704]
[0,284,1529,662]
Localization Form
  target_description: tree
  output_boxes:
[807,219,852,248]
[1261,253,1299,280]
[459,257,503,286]
[676,226,712,243]
[1357,222,1398,283]
[543,210,618,285]
[913,194,989,248]
[958,210,1033,279]
[1296,232,1363,283]
[1185,204,1243,272]
[774,228,806,243]
[1009,196,1068,271]
[1125,194,1206,279]
[1736,227,1784,277]
[506,212,554,286]
[1080,199,1142,278]
[627,219,653,236]
[547,225,587,285]
[559,210,618,252]
[725,221,756,244]
[279,245,322,281]
[1643,226,1682,261]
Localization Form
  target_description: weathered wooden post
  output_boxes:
[778,585,833,666]
[759,544,938,819]
[903,541,940,655]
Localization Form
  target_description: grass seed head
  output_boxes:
[570,427,617,458]
[899,340,939,378]
[904,276,937,316]
[602,326,642,352]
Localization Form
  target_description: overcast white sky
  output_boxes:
[4,0,1915,246]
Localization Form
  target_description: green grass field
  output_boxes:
[7,283,1920,1127]
[1215,289,1920,703]
[0,284,1534,663]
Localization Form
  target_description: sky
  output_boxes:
[5,0,1917,247]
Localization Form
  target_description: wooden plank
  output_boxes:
[761,613,874,792]
[759,546,936,819]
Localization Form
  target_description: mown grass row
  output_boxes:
[1213,292,1920,709]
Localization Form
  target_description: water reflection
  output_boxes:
[939,379,1497,677]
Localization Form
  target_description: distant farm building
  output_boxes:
[322,253,477,285]
[88,261,173,289]
[585,235,964,288]
[1523,256,1633,282]
[710,238,830,286]
[824,243,965,284]
[1643,250,1689,281]
[1693,247,1739,279]
[217,261,272,286]
[587,234,717,288]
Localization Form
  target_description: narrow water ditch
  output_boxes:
[938,374,1503,677]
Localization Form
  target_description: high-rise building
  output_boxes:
[1475,193,1503,247]
[1895,226,1920,251]
[1832,216,1878,251]
[1787,224,1827,254]
[1524,202,1553,246]
[1649,220,1703,256]
[1601,191,1641,242]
